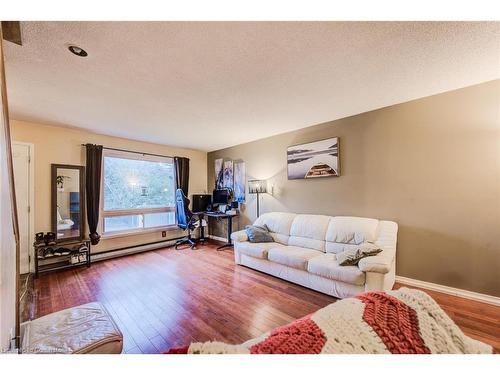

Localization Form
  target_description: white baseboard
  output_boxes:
[91,240,177,262]
[93,235,228,262]
[395,276,500,306]
[208,235,228,243]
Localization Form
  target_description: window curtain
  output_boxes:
[85,144,103,245]
[174,157,190,196]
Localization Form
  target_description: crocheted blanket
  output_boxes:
[166,288,492,354]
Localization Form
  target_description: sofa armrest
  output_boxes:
[359,220,398,274]
[231,230,248,243]
[358,253,393,274]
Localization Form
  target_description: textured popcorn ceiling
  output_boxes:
[4,22,500,151]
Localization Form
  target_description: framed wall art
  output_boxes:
[222,160,234,189]
[233,161,246,203]
[287,137,340,180]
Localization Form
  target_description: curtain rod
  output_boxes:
[81,144,175,159]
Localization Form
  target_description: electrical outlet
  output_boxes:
[161,231,167,238]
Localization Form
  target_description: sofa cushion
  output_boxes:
[269,232,291,245]
[237,242,285,260]
[325,242,372,254]
[336,245,382,266]
[325,217,380,253]
[288,214,331,251]
[245,225,274,243]
[288,236,326,252]
[326,243,381,257]
[254,212,296,245]
[268,246,323,270]
[307,254,366,286]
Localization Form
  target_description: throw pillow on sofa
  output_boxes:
[245,225,274,243]
[336,245,382,266]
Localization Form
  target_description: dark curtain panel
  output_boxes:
[174,157,190,196]
[85,144,103,245]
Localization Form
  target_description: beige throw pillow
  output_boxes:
[336,245,382,266]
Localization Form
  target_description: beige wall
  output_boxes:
[208,80,500,296]
[11,120,208,254]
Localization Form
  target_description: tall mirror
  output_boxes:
[51,164,85,242]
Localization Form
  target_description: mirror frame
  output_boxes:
[51,164,86,243]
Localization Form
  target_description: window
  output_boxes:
[101,151,176,235]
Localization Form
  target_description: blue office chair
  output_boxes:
[174,188,198,250]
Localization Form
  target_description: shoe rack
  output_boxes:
[34,235,91,278]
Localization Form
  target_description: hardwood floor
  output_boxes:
[30,240,499,354]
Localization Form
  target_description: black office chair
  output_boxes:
[174,188,198,250]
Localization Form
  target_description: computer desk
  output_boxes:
[194,211,238,251]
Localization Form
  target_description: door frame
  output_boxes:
[13,141,35,273]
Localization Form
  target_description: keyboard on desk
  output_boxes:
[206,211,236,216]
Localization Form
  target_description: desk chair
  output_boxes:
[174,189,198,250]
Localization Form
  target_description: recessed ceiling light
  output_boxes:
[68,45,88,57]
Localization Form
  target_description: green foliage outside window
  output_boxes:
[103,156,175,211]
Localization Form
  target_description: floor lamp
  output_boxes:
[248,180,267,218]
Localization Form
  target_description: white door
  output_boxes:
[12,143,32,274]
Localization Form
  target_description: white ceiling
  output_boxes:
[4,22,500,151]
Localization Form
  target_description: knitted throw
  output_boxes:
[166,288,492,354]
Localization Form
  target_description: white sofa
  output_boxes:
[231,212,398,299]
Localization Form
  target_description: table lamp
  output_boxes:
[248,179,267,218]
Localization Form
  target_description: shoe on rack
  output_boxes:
[77,244,88,253]
[53,248,63,256]
[44,232,57,246]
[44,248,54,257]
[34,232,46,248]
[37,248,45,259]
[70,253,79,264]
[60,248,71,255]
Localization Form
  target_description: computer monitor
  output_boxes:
[212,189,230,205]
[191,194,212,212]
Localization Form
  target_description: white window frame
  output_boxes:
[100,149,177,238]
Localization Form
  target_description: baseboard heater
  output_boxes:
[90,236,185,263]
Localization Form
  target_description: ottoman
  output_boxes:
[21,302,123,354]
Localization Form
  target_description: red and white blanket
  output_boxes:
[167,288,492,354]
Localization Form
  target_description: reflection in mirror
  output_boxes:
[56,168,81,239]
[52,164,85,242]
